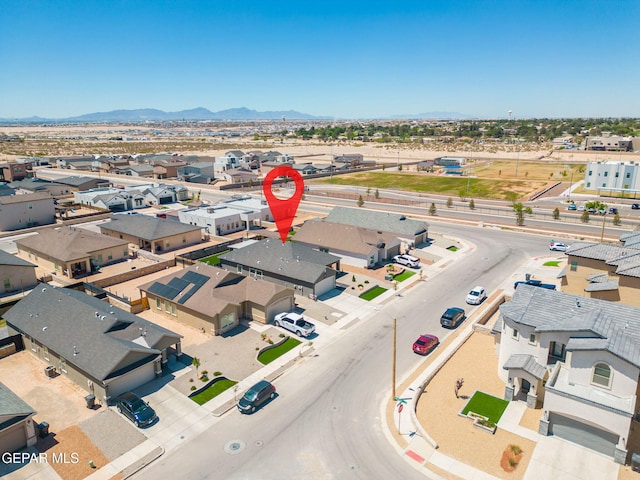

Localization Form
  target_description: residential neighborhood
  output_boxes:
[2,139,640,480]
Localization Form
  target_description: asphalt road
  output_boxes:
[134,224,548,480]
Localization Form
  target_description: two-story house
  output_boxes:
[495,284,640,464]
[0,193,56,231]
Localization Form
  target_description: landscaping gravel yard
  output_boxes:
[78,408,146,460]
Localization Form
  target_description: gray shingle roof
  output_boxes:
[584,280,619,292]
[0,382,36,417]
[325,206,428,237]
[220,238,339,284]
[500,285,640,368]
[0,248,36,267]
[568,241,640,279]
[502,354,547,380]
[0,192,52,204]
[101,215,202,241]
[4,285,181,381]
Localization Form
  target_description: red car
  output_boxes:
[412,334,439,355]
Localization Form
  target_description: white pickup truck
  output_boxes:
[273,312,316,337]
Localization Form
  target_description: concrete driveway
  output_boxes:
[523,436,619,480]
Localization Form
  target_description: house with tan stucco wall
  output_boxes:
[561,234,640,306]
[138,263,294,335]
[0,250,38,296]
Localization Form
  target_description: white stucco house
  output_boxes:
[494,284,640,464]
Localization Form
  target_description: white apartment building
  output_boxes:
[584,161,640,192]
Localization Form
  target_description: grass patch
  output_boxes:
[461,391,509,424]
[318,172,546,201]
[543,260,561,267]
[447,246,459,252]
[190,378,237,405]
[393,270,416,282]
[199,250,231,266]
[258,337,302,365]
[359,285,388,301]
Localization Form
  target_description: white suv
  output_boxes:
[392,254,420,268]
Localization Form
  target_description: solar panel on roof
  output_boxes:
[182,271,209,286]
[177,283,202,304]
[168,277,190,291]
[148,282,180,300]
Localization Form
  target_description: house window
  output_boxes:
[28,203,33,209]
[529,333,536,345]
[182,237,186,243]
[119,235,123,239]
[592,363,612,388]
[549,341,565,359]
[615,172,619,178]
[171,304,176,316]
[3,278,10,290]
[123,249,129,256]
[107,252,113,260]
[588,170,592,176]
[626,173,631,179]
[570,261,578,272]
[604,172,608,177]
[60,358,67,373]
[165,301,171,313]
[512,328,518,339]
[54,262,60,271]
[586,182,591,188]
[237,265,243,274]
[43,347,49,361]
[156,298,161,310]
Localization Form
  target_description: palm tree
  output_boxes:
[192,357,201,377]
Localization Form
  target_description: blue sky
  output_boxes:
[1,0,638,119]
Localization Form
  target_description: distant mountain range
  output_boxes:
[0,107,328,123]
[0,108,476,123]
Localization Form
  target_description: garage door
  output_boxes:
[0,421,27,454]
[549,413,618,457]
[158,196,173,205]
[108,362,156,398]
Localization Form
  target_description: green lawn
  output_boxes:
[393,270,416,282]
[461,391,509,424]
[447,246,459,252]
[190,378,237,405]
[543,260,561,267]
[318,172,544,201]
[258,337,302,365]
[359,285,388,301]
[199,250,231,266]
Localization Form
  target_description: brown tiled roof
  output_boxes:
[15,227,129,262]
[294,219,397,255]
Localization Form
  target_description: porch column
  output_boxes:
[175,341,182,358]
[504,384,514,401]
[614,438,628,465]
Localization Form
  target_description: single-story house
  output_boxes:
[4,285,183,404]
[9,178,72,197]
[100,215,202,253]
[15,226,130,279]
[0,193,56,231]
[291,163,318,175]
[218,238,340,298]
[0,382,37,454]
[115,165,154,177]
[138,183,189,204]
[494,285,640,464]
[221,168,259,185]
[293,219,401,268]
[45,175,110,191]
[139,264,295,335]
[0,249,38,296]
[178,205,260,236]
[324,206,429,247]
[75,187,146,212]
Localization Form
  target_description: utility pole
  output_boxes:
[392,317,397,401]
[600,213,607,243]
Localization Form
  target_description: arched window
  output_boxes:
[592,363,612,388]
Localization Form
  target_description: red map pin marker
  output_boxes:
[262,165,305,244]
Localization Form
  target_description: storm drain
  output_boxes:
[224,440,246,455]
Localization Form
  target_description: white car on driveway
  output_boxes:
[465,286,487,305]
[392,254,420,268]
[274,312,316,337]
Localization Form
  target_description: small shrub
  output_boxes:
[268,339,274,345]
[201,370,208,376]
[261,333,267,340]
[279,333,285,338]
[508,457,518,468]
[510,445,523,455]
[364,280,369,284]
[190,386,196,391]
[213,371,222,376]
[200,376,209,382]
[189,378,194,383]
[352,275,356,282]
[255,347,259,351]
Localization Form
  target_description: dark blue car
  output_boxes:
[116,392,157,428]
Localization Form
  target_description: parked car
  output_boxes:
[577,205,585,211]
[567,203,577,211]
[392,254,420,268]
[274,312,315,337]
[632,203,640,210]
[465,286,487,305]
[440,307,466,328]
[609,207,618,214]
[587,207,597,213]
[237,380,276,414]
[597,208,607,215]
[549,242,570,252]
[412,334,439,355]
[115,392,157,428]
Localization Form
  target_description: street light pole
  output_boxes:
[600,213,607,243]
[568,171,574,202]
[392,317,397,401]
